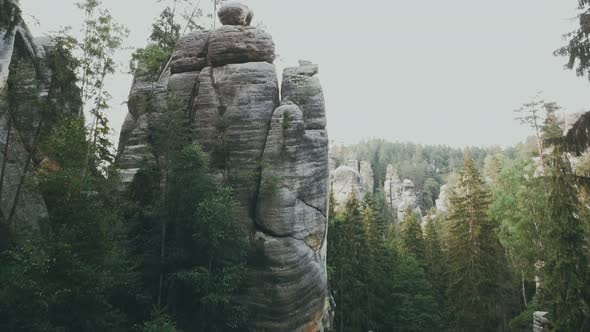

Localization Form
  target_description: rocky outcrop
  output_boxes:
[218,2,254,26]
[533,311,550,332]
[116,3,329,330]
[0,12,50,231]
[330,165,362,212]
[328,158,374,213]
[435,184,449,213]
[384,165,422,222]
[359,160,374,194]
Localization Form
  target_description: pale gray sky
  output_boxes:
[21,0,590,147]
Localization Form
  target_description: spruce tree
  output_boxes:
[400,206,425,263]
[446,155,512,330]
[424,214,448,320]
[331,190,371,331]
[542,109,590,330]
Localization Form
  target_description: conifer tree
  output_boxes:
[446,155,512,330]
[424,214,448,319]
[541,108,590,330]
[331,190,371,331]
[400,206,425,263]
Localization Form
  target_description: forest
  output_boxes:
[1,0,590,331]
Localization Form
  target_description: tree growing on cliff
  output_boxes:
[76,0,128,169]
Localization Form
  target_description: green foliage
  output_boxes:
[400,207,425,263]
[331,140,504,212]
[541,113,590,330]
[491,158,547,281]
[0,0,21,32]
[446,155,515,330]
[76,0,128,169]
[424,215,448,317]
[554,0,590,79]
[142,309,177,332]
[0,114,140,331]
[328,191,439,331]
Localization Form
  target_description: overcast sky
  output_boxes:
[20,0,590,147]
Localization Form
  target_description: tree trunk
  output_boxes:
[521,270,528,308]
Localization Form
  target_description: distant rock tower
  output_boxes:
[116,2,330,330]
[384,165,422,222]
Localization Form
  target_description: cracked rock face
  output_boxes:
[0,20,50,232]
[116,3,329,330]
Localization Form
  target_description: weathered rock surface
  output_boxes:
[330,165,362,212]
[533,311,550,332]
[208,26,275,67]
[359,160,374,194]
[218,2,254,26]
[0,17,50,231]
[170,31,209,74]
[116,4,329,330]
[282,60,326,130]
[384,164,422,222]
[435,184,449,213]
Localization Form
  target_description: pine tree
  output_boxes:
[424,214,448,320]
[400,206,425,263]
[446,155,512,330]
[541,109,590,330]
[331,190,371,331]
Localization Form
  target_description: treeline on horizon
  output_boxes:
[328,104,590,331]
[2,0,590,331]
[331,137,538,212]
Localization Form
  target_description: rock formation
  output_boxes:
[384,164,422,222]
[116,3,329,330]
[359,160,374,194]
[435,184,449,213]
[533,311,550,332]
[0,10,51,231]
[330,165,362,212]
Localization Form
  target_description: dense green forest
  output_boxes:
[2,0,590,331]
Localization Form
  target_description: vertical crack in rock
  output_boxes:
[116,3,329,331]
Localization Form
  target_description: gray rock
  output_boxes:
[218,2,254,26]
[246,232,328,331]
[533,311,550,332]
[0,20,53,231]
[257,104,328,251]
[208,26,275,67]
[435,184,449,213]
[384,165,422,222]
[117,22,329,331]
[282,61,326,130]
[170,31,209,74]
[359,160,374,194]
[331,165,362,212]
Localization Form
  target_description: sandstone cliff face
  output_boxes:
[329,159,374,211]
[330,165,362,212]
[116,3,329,330]
[0,17,50,231]
[384,164,422,222]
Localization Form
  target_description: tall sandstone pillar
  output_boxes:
[116,2,330,330]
